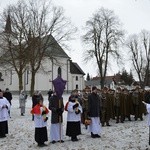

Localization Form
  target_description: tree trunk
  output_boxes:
[18,73,23,94]
[30,71,36,96]
[100,77,105,89]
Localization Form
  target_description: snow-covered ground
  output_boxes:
[0,94,150,150]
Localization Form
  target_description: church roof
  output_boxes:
[3,14,69,59]
[70,60,85,75]
[45,35,85,76]
[45,35,70,58]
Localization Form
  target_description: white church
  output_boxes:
[0,13,86,94]
[0,36,85,94]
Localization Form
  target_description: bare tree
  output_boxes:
[0,0,76,94]
[142,30,150,86]
[0,2,29,92]
[126,30,150,88]
[82,7,124,88]
[25,0,76,95]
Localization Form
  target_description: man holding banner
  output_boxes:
[49,76,66,143]
[49,91,64,143]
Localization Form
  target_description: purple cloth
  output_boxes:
[52,76,67,99]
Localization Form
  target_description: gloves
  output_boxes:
[73,103,79,109]
[42,111,46,115]
[75,109,81,114]
[56,108,63,116]
[44,117,48,122]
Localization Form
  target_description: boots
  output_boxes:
[128,116,131,121]
[71,136,78,141]
[21,113,24,116]
[106,122,111,126]
[91,132,95,138]
[91,132,100,138]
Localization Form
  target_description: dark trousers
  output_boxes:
[133,104,143,120]
[0,121,8,137]
[101,109,110,125]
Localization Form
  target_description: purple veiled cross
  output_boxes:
[52,76,67,99]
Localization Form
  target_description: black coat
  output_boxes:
[32,95,39,108]
[49,95,64,123]
[47,90,53,101]
[88,92,101,117]
[3,92,12,105]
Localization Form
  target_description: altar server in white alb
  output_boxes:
[66,90,83,142]
[31,98,49,147]
[0,89,10,138]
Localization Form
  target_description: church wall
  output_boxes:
[0,57,85,94]
[33,57,70,92]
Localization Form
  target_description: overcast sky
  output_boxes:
[0,0,150,78]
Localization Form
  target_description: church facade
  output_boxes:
[0,40,85,93]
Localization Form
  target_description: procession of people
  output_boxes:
[0,85,150,147]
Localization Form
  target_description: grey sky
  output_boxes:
[0,0,150,78]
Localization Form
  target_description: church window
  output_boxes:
[58,67,62,77]
[76,76,78,81]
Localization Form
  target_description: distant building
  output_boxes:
[85,74,122,90]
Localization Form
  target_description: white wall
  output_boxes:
[0,57,85,93]
[68,74,84,91]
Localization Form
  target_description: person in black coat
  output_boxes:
[145,90,150,104]
[49,92,64,143]
[88,86,102,138]
[3,88,12,117]
[47,89,53,102]
[32,91,40,121]
[3,88,12,105]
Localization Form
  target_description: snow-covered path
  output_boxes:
[0,94,150,150]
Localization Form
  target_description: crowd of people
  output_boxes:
[81,86,148,127]
[0,86,150,147]
[30,86,149,147]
